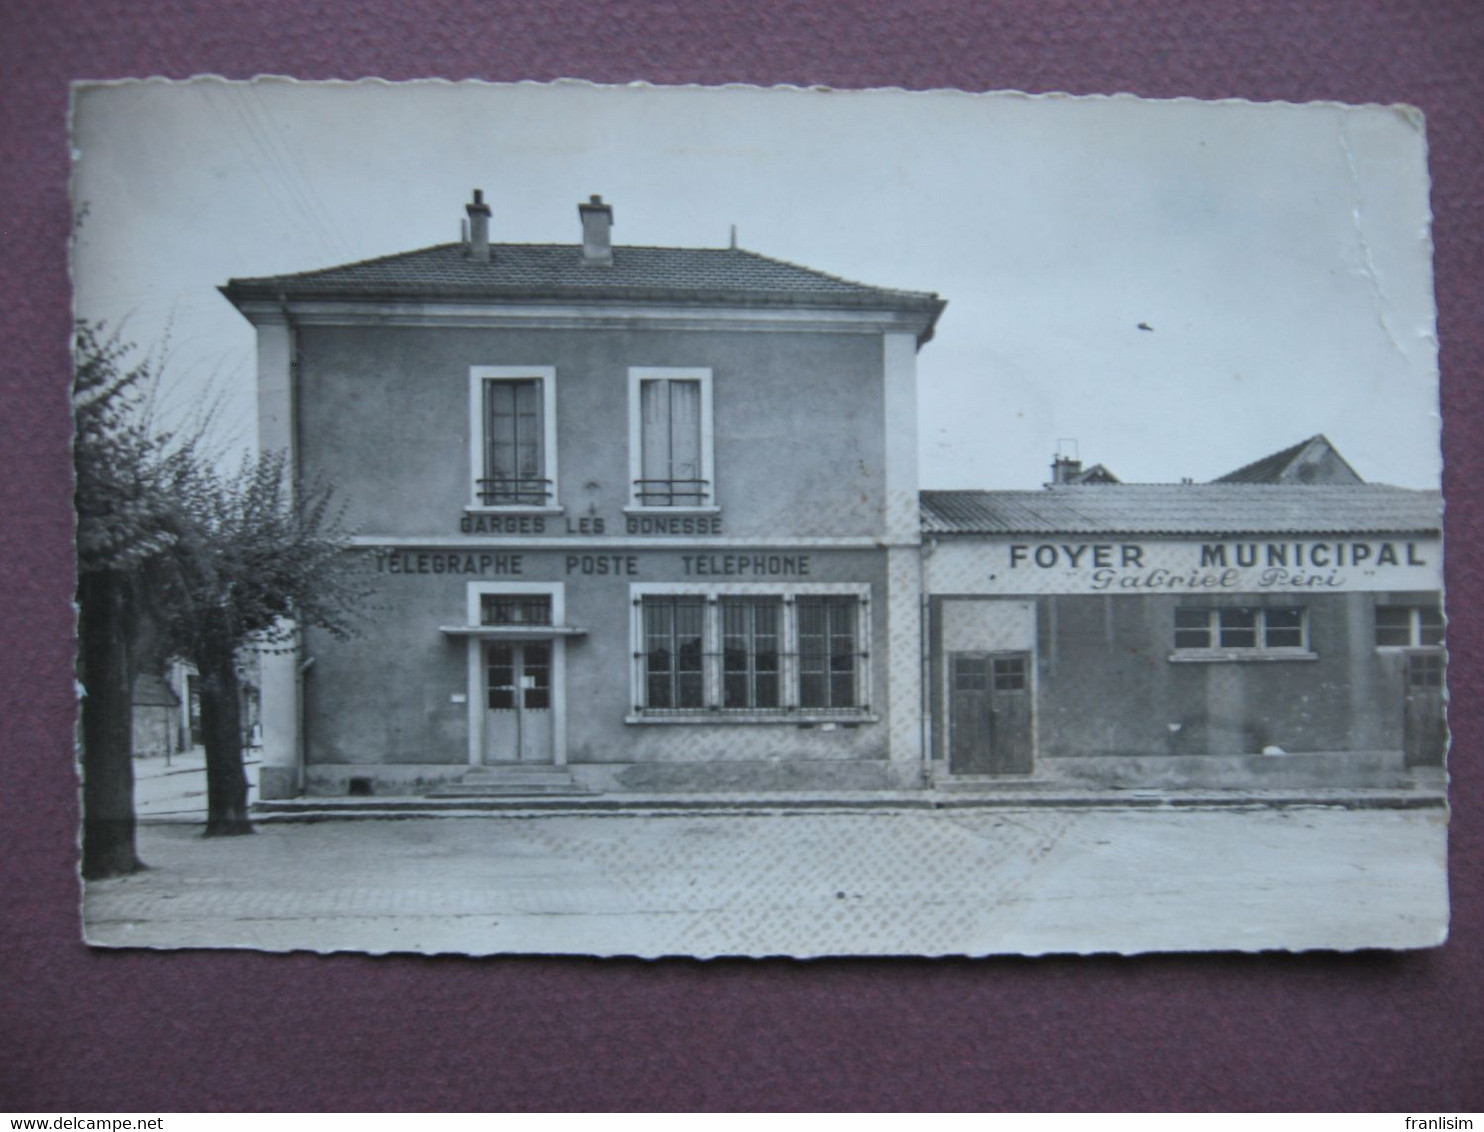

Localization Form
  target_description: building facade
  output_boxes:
[921,483,1445,791]
[222,193,945,798]
[224,195,1445,801]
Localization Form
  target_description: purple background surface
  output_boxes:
[3,0,1482,1112]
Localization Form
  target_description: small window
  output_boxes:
[1263,608,1305,649]
[486,644,516,711]
[1408,652,1445,688]
[481,594,552,626]
[992,656,1026,691]
[953,657,989,692]
[1174,608,1211,650]
[1174,607,1308,653]
[1218,608,1258,649]
[1376,603,1444,649]
[522,642,551,710]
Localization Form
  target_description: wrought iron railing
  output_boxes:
[476,476,553,507]
[632,478,711,506]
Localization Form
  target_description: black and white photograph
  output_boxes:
[72,78,1447,957]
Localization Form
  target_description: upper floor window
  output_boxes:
[628,367,715,509]
[470,366,558,510]
[1375,603,1444,648]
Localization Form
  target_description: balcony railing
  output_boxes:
[633,478,711,507]
[476,476,553,507]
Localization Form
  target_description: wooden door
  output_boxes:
[949,653,993,775]
[988,653,1034,774]
[1404,650,1446,767]
[949,651,1033,776]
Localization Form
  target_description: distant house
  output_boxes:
[131,671,182,759]
[1048,456,1120,485]
[1213,434,1363,485]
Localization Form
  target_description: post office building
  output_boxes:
[222,193,945,798]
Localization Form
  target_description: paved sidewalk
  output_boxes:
[133,749,260,822]
[83,805,1449,958]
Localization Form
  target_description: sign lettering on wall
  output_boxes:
[373,551,813,579]
[927,537,1441,596]
[459,513,725,536]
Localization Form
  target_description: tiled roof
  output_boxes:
[131,673,180,707]
[1213,437,1310,483]
[1213,434,1362,484]
[920,485,1442,536]
[222,242,945,315]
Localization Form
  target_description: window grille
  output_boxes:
[481,594,553,626]
[643,597,706,711]
[797,596,858,710]
[636,592,867,717]
[722,598,782,710]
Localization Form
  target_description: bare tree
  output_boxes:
[76,320,369,853]
[148,450,368,835]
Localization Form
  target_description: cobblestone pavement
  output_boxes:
[81,805,1449,957]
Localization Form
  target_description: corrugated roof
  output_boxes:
[222,242,945,316]
[920,484,1442,536]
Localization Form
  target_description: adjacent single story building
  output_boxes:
[921,478,1444,791]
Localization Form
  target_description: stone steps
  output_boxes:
[425,765,591,798]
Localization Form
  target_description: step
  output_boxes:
[425,765,591,798]
[425,782,591,797]
[463,771,578,789]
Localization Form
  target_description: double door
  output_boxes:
[484,641,553,763]
[948,651,1033,776]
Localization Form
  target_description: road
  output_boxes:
[83,804,1449,958]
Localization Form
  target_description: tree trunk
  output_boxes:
[199,635,253,837]
[79,571,145,878]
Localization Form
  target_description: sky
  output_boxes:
[71,79,1442,489]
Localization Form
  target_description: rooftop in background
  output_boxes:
[1213,434,1363,485]
[920,484,1442,537]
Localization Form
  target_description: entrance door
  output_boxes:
[483,641,554,763]
[1404,650,1446,767]
[949,651,1033,775]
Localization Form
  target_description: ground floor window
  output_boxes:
[1173,606,1308,653]
[643,596,706,709]
[632,585,870,719]
[1375,602,1444,648]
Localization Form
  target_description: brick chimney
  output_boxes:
[578,194,614,265]
[466,189,491,263]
